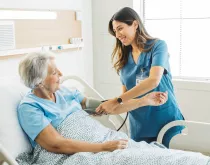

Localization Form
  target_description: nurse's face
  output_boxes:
[112,20,138,46]
[42,59,63,93]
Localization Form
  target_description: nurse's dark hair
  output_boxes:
[108,7,157,74]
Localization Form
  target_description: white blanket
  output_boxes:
[16,110,210,165]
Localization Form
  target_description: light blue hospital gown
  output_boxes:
[17,86,84,147]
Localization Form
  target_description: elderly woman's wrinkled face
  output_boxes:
[42,59,63,93]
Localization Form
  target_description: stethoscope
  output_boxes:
[101,100,128,131]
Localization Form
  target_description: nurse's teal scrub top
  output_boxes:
[120,40,184,142]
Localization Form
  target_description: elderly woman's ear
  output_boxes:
[38,83,44,88]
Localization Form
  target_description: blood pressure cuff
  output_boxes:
[84,97,103,114]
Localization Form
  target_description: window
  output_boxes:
[134,0,210,80]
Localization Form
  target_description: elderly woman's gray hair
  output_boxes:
[19,52,55,89]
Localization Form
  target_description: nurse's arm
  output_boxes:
[119,66,164,102]
[111,91,167,114]
[122,85,127,93]
[110,98,147,114]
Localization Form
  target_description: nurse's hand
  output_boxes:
[95,98,119,114]
[143,91,168,106]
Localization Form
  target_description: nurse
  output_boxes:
[96,7,184,147]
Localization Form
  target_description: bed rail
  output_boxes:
[61,75,129,134]
[0,144,19,165]
[157,120,210,155]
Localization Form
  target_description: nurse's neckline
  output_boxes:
[131,49,142,65]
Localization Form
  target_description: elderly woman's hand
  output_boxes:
[95,99,119,115]
[143,91,168,106]
[102,139,128,151]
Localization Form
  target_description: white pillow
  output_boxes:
[0,77,32,158]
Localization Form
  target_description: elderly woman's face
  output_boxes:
[42,59,62,93]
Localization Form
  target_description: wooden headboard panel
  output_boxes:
[14,10,81,48]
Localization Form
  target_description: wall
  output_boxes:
[173,80,210,123]
[92,0,210,123]
[0,0,94,86]
[0,0,82,10]
[92,0,133,98]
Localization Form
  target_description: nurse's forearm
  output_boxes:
[120,78,158,103]
[111,98,146,114]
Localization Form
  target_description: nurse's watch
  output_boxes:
[117,97,123,105]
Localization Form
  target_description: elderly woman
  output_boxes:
[16,52,210,165]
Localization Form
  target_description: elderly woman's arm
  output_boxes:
[80,97,87,109]
[35,124,127,154]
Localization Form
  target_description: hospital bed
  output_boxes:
[0,75,209,165]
